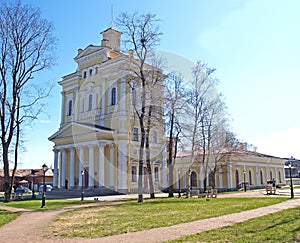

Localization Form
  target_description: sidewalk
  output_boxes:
[0,192,299,242]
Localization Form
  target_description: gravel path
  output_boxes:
[0,192,299,243]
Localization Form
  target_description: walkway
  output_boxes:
[0,192,299,242]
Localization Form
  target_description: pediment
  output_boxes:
[74,45,109,63]
[49,122,114,143]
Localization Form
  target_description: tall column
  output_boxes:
[58,150,61,188]
[61,149,67,189]
[109,144,115,189]
[79,146,84,188]
[98,143,105,188]
[53,148,59,188]
[117,140,128,193]
[69,147,75,188]
[88,145,94,188]
[119,76,127,134]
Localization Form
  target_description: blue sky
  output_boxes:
[18,0,300,168]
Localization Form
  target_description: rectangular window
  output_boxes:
[154,167,159,182]
[132,166,137,182]
[133,127,138,141]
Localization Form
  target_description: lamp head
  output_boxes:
[42,164,48,172]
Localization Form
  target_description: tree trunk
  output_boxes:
[138,125,145,203]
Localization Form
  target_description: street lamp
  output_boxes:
[41,164,48,208]
[243,169,247,192]
[31,169,36,199]
[288,160,294,199]
[81,170,85,201]
[178,170,181,198]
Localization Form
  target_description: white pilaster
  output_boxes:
[79,146,84,188]
[228,162,233,189]
[100,79,106,126]
[162,145,168,188]
[219,166,223,189]
[256,164,259,186]
[88,145,94,188]
[109,144,115,189]
[60,91,65,125]
[53,148,59,188]
[98,142,105,188]
[61,149,67,189]
[69,147,75,188]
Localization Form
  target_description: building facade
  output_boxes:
[49,27,165,193]
[173,148,286,192]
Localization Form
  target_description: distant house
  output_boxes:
[0,169,53,191]
[173,148,286,192]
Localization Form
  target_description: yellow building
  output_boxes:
[49,27,165,193]
[174,148,285,192]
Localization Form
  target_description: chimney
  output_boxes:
[128,49,134,58]
[77,48,83,55]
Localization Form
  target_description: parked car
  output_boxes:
[39,184,52,192]
[15,186,32,193]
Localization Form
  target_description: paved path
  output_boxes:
[0,192,299,243]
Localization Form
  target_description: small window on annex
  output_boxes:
[249,170,253,185]
[83,71,87,78]
[154,167,159,182]
[89,69,93,76]
[133,127,138,141]
[111,87,116,105]
[190,171,197,188]
[260,170,264,185]
[131,166,137,182]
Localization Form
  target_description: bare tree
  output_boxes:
[0,1,56,202]
[164,73,186,197]
[117,12,162,202]
[185,61,216,198]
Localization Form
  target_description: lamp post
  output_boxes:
[288,161,294,199]
[178,170,181,198]
[31,169,36,199]
[41,164,48,208]
[243,169,246,192]
[81,170,85,201]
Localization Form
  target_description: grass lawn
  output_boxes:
[170,206,300,242]
[2,198,96,210]
[50,197,288,238]
[0,210,20,227]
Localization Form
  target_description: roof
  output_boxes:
[0,169,53,177]
[176,148,285,160]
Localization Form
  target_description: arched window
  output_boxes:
[68,100,72,116]
[88,94,93,111]
[260,170,264,185]
[208,172,215,187]
[278,171,282,183]
[249,170,252,185]
[190,171,197,188]
[111,87,116,105]
[83,71,87,78]
[235,169,239,188]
